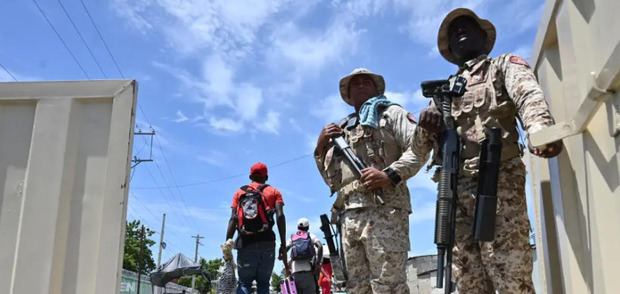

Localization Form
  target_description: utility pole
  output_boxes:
[157,213,166,267]
[191,234,204,290]
[131,129,155,168]
[137,225,145,294]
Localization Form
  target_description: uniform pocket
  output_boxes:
[369,209,409,252]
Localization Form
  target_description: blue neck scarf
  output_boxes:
[358,95,399,128]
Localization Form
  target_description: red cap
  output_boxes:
[250,162,268,178]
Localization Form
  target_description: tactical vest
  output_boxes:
[332,108,410,210]
[452,57,523,171]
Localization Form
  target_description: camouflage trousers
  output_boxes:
[453,157,535,293]
[342,206,410,294]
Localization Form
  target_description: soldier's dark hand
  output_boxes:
[361,167,392,190]
[418,106,442,134]
[529,140,563,158]
[315,123,343,155]
[278,244,287,261]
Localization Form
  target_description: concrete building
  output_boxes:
[406,255,455,294]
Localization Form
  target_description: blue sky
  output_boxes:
[1,0,544,269]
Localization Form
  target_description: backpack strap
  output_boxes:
[240,185,251,192]
[257,184,270,191]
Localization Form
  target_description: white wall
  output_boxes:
[529,0,620,293]
[0,80,137,294]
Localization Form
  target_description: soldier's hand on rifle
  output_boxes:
[419,106,442,134]
[315,123,344,155]
[529,139,563,158]
[361,167,392,190]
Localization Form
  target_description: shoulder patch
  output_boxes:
[509,56,530,68]
[407,113,417,123]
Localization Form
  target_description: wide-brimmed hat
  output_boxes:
[437,8,496,64]
[339,68,385,106]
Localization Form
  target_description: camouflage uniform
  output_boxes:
[413,54,556,293]
[315,105,428,294]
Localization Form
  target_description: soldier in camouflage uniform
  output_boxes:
[414,8,564,293]
[314,68,428,294]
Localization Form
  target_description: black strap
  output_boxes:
[241,184,269,192]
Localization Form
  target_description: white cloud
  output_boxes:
[202,55,235,103]
[310,94,352,124]
[399,0,490,48]
[208,117,244,132]
[197,150,228,167]
[173,110,189,122]
[331,0,390,18]
[386,89,431,115]
[111,0,154,34]
[385,91,407,105]
[154,56,277,134]
[258,111,281,135]
[114,0,291,57]
[234,83,263,120]
[268,19,361,74]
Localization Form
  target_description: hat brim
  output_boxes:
[437,8,496,65]
[339,73,385,106]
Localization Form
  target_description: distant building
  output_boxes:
[406,255,455,294]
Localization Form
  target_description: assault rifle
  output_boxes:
[421,75,467,294]
[320,214,347,289]
[332,136,385,205]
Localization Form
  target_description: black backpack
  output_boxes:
[236,184,272,235]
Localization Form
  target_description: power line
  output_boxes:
[31,0,90,79]
[153,136,197,221]
[78,0,123,78]
[132,153,313,190]
[151,158,199,228]
[143,164,195,228]
[57,0,107,77]
[0,62,18,81]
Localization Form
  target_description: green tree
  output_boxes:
[271,272,284,292]
[178,257,224,294]
[123,220,156,273]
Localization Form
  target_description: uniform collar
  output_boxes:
[460,54,489,71]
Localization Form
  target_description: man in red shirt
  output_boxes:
[225,162,287,294]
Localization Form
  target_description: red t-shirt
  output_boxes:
[231,182,284,247]
[231,182,284,210]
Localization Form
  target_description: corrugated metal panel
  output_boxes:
[0,80,137,294]
[529,0,620,293]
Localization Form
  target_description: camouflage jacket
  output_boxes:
[413,54,556,173]
[315,105,428,212]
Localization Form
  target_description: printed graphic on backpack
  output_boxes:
[237,184,271,234]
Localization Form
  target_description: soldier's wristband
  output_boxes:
[384,167,402,186]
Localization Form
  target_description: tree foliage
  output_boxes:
[271,272,284,292]
[123,220,156,273]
